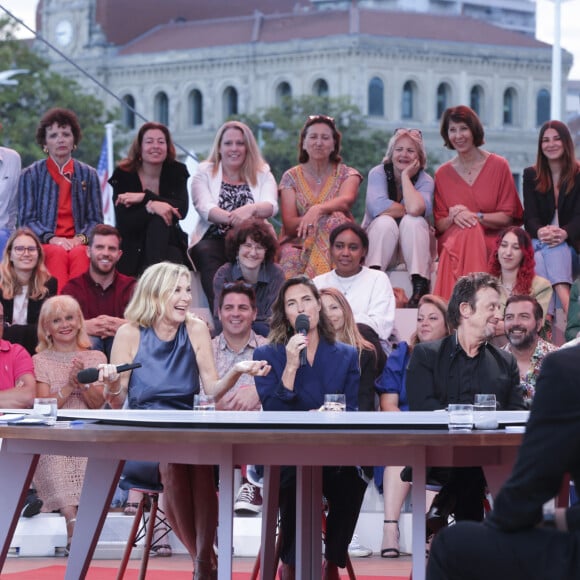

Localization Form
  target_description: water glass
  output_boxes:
[193,394,216,411]
[473,394,498,430]
[323,394,346,412]
[33,397,58,426]
[448,404,473,431]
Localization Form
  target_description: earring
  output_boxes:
[43,146,48,154]
[73,144,77,151]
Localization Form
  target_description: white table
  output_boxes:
[0,409,527,580]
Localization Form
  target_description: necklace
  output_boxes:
[333,271,358,297]
[303,166,330,185]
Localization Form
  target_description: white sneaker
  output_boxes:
[234,481,262,515]
[348,534,372,558]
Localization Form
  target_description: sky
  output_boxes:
[0,0,579,79]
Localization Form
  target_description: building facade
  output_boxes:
[35,0,571,178]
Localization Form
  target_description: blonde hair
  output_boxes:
[124,262,192,327]
[206,121,266,187]
[37,295,91,352]
[0,228,52,300]
[383,128,427,170]
[410,294,450,347]
[319,287,374,354]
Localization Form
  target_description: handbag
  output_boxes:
[121,460,162,491]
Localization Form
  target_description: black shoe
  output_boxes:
[408,275,430,308]
[426,491,455,537]
[22,490,43,518]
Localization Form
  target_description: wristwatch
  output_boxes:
[477,212,484,222]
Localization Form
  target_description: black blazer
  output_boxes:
[523,167,580,252]
[109,161,190,276]
[1,276,58,354]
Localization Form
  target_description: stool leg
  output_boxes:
[116,498,146,580]
[139,493,158,580]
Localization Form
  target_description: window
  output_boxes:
[368,77,384,117]
[402,81,415,120]
[154,92,169,126]
[189,89,203,126]
[436,83,451,120]
[470,85,484,117]
[503,88,516,125]
[313,78,329,97]
[536,89,550,126]
[276,82,292,107]
[223,86,238,118]
[121,94,135,130]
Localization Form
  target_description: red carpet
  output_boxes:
[0,566,403,579]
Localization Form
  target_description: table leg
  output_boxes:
[65,457,124,580]
[296,466,313,579]
[411,450,427,580]
[260,465,280,580]
[0,447,38,570]
[217,450,234,580]
[311,466,322,579]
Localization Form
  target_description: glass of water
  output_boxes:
[193,394,216,411]
[33,397,58,426]
[473,394,498,430]
[448,404,473,431]
[323,394,346,412]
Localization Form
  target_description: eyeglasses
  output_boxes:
[240,242,266,253]
[12,246,38,255]
[223,282,254,290]
[308,115,335,123]
[394,128,423,139]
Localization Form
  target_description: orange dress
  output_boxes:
[433,154,523,300]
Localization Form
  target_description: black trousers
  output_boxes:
[278,465,368,569]
[188,238,226,309]
[427,520,580,580]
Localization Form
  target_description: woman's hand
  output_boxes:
[297,205,322,238]
[98,363,121,384]
[229,204,256,227]
[147,200,182,226]
[453,208,478,229]
[401,159,420,181]
[538,225,567,247]
[232,360,271,377]
[50,236,74,251]
[115,192,146,207]
[69,358,84,390]
[285,333,307,369]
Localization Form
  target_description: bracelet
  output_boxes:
[145,201,155,214]
[57,389,65,400]
[107,386,123,397]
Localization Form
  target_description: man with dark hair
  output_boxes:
[204,281,268,514]
[61,224,135,358]
[406,272,524,528]
[503,295,557,408]
[427,344,580,580]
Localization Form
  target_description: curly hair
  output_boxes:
[118,122,176,173]
[0,228,52,300]
[224,219,278,263]
[488,227,535,295]
[268,276,335,345]
[35,108,82,147]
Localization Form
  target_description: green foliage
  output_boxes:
[235,95,392,222]
[0,18,116,168]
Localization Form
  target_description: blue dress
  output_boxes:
[127,323,199,411]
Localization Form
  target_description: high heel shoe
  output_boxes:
[381,519,400,558]
[194,558,217,580]
[426,491,455,537]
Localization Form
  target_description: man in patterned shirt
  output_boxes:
[502,295,557,408]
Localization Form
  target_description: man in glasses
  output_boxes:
[204,282,268,515]
[0,125,21,256]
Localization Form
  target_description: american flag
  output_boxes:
[97,135,115,225]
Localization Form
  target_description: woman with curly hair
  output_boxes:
[0,228,57,354]
[488,226,552,342]
[212,219,284,336]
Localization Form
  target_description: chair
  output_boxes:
[116,475,171,580]
[250,506,356,580]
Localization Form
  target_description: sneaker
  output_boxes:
[234,482,262,515]
[347,534,372,558]
[21,490,43,518]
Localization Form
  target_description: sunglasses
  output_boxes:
[308,114,335,123]
[394,128,423,139]
[223,282,254,290]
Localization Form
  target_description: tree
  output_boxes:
[236,95,392,222]
[0,17,115,168]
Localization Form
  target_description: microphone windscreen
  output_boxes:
[295,314,310,334]
[77,367,100,383]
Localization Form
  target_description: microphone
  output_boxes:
[295,314,310,367]
[77,362,142,384]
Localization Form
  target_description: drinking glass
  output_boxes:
[193,394,216,411]
[323,394,346,412]
[33,397,58,426]
[473,394,498,430]
[448,404,473,431]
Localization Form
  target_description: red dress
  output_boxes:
[433,154,523,299]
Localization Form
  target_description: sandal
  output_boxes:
[123,502,140,516]
[150,543,172,557]
[381,519,400,558]
[194,557,217,580]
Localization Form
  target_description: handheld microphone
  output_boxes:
[295,314,310,367]
[77,362,142,384]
